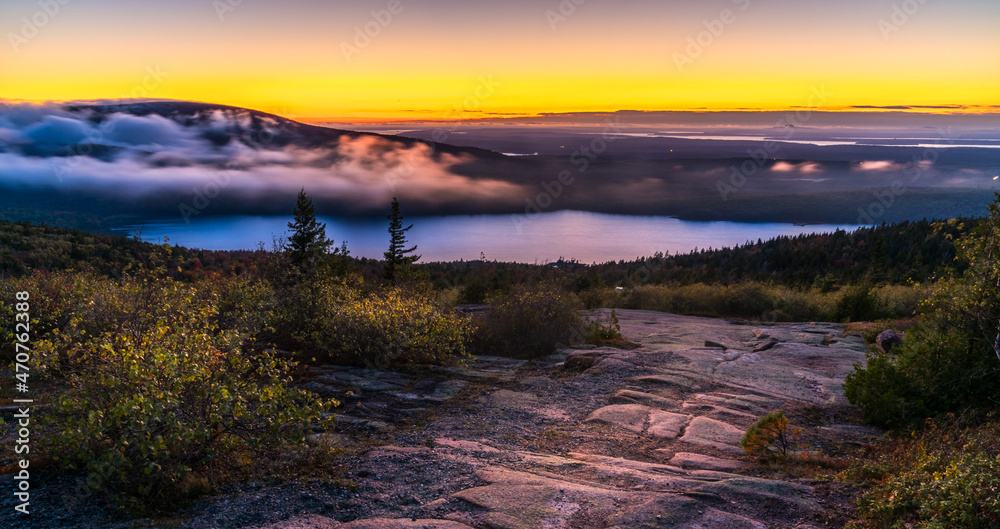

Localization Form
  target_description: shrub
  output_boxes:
[268,273,475,367]
[271,274,359,360]
[34,278,336,512]
[584,309,622,344]
[476,283,583,358]
[334,287,476,368]
[740,411,801,460]
[834,283,883,322]
[845,289,1000,428]
[847,418,1000,529]
[619,282,835,321]
[215,275,278,340]
[577,287,622,310]
[874,283,929,319]
[855,451,1000,528]
[843,352,926,429]
[724,283,778,318]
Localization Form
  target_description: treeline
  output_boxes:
[1,218,970,293]
[0,220,268,279]
[592,220,967,288]
[424,219,970,303]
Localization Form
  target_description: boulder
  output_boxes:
[876,329,903,353]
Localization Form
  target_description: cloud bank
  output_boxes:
[0,101,524,217]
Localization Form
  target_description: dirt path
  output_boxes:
[225,309,878,529]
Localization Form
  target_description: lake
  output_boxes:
[115,211,861,264]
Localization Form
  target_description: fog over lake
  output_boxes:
[116,211,861,264]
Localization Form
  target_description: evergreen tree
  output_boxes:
[384,197,420,281]
[287,189,333,275]
[868,236,888,283]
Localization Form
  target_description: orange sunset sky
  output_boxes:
[2,0,998,122]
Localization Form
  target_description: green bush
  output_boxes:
[270,272,474,367]
[334,287,476,368]
[476,283,583,358]
[834,283,883,322]
[843,352,926,429]
[874,283,929,319]
[845,284,1000,429]
[724,283,778,318]
[584,309,622,344]
[270,274,359,360]
[856,452,1000,528]
[214,275,278,340]
[34,278,336,512]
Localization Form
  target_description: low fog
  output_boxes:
[0,101,526,220]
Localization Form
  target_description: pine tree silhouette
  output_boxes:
[287,188,333,275]
[384,197,420,281]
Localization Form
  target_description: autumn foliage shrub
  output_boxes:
[333,287,476,368]
[32,276,336,512]
[845,417,1000,529]
[269,275,475,367]
[740,411,801,460]
[476,283,584,358]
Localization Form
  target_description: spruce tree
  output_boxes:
[384,197,420,281]
[287,189,333,275]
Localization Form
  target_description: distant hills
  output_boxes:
[64,100,502,158]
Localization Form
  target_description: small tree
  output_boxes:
[740,410,801,459]
[287,189,333,276]
[383,197,420,282]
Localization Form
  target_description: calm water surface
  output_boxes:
[115,211,861,264]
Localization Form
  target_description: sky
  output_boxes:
[2,0,998,121]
